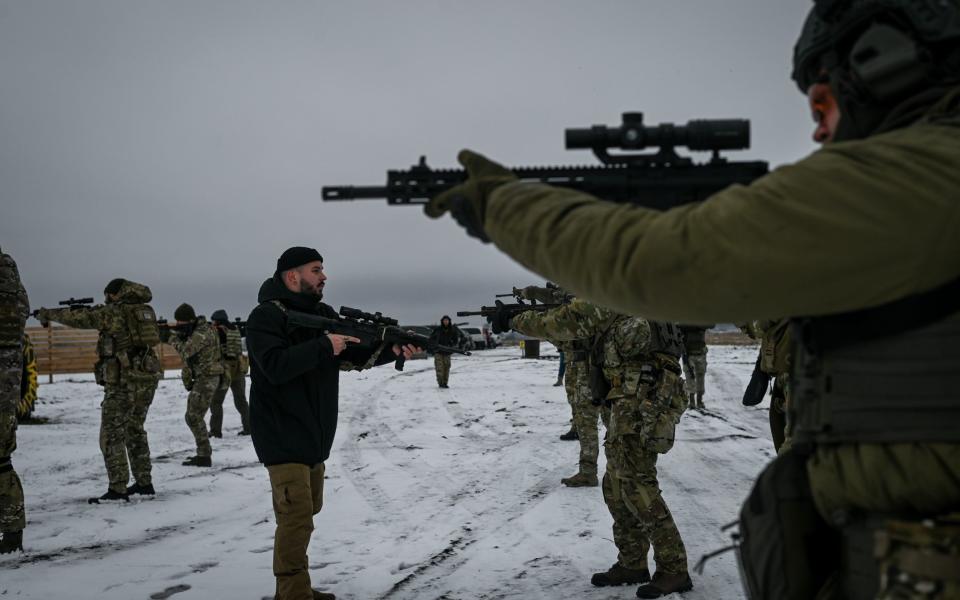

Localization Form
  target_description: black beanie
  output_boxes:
[211,309,229,323]
[174,303,196,322]
[276,246,323,273]
[104,278,126,295]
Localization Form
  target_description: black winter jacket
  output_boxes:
[429,323,466,355]
[246,276,394,466]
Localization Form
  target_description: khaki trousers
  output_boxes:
[267,462,325,600]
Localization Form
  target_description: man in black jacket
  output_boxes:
[428,315,466,388]
[246,246,418,600]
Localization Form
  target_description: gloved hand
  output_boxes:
[36,308,50,328]
[489,300,514,334]
[423,150,517,243]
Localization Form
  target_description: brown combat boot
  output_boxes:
[591,562,651,586]
[635,571,693,598]
[561,472,598,487]
[559,427,579,441]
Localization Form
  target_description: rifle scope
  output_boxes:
[565,112,749,152]
[339,306,399,327]
[59,297,94,306]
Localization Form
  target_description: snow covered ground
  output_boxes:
[2,344,773,600]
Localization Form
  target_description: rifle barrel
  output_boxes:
[322,186,393,201]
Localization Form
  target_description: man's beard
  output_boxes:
[299,280,323,300]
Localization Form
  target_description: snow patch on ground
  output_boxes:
[2,344,769,599]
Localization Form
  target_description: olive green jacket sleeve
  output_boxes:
[511,299,613,342]
[485,117,960,324]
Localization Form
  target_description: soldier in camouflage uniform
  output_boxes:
[0,249,27,552]
[161,303,223,467]
[38,278,163,502]
[517,285,599,486]
[678,325,709,410]
[508,299,692,598]
[208,310,250,437]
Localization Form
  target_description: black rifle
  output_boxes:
[58,297,94,309]
[30,297,96,323]
[285,305,470,371]
[322,112,769,210]
[457,299,561,321]
[157,318,193,336]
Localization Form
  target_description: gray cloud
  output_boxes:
[1,0,816,325]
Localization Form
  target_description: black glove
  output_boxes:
[489,300,513,334]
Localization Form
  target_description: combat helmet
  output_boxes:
[792,0,960,100]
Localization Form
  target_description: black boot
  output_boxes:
[591,562,651,586]
[0,530,23,554]
[635,571,693,598]
[559,427,579,441]
[126,482,156,496]
[88,489,130,504]
[237,429,250,436]
[182,456,212,467]
[209,431,223,438]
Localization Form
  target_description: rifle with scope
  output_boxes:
[284,305,470,372]
[321,112,769,210]
[30,297,96,323]
[457,299,561,321]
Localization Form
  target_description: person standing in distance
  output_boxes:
[208,309,250,437]
[428,315,466,388]
[246,247,419,600]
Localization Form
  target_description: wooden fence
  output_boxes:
[26,326,183,382]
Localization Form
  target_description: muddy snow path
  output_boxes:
[1,345,769,599]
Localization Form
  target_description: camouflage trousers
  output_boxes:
[101,377,158,494]
[602,435,688,574]
[682,351,707,396]
[564,360,599,476]
[0,343,24,533]
[209,360,250,435]
[434,353,451,386]
[185,375,219,458]
[268,462,325,600]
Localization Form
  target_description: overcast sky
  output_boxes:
[1,0,817,326]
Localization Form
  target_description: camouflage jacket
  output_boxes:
[37,280,161,380]
[512,299,670,397]
[0,250,29,419]
[513,299,685,452]
[168,319,224,378]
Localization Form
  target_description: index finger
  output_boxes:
[344,336,362,344]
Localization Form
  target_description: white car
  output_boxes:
[461,327,485,351]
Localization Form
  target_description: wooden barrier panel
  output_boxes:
[26,326,184,381]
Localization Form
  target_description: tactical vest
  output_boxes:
[648,321,684,360]
[790,276,960,447]
[223,326,242,360]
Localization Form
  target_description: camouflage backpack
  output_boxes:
[121,304,160,349]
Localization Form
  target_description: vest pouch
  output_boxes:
[239,353,249,375]
[181,368,194,391]
[97,358,121,386]
[737,450,839,600]
[589,364,610,406]
[127,351,161,383]
[638,367,683,454]
[875,514,960,600]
